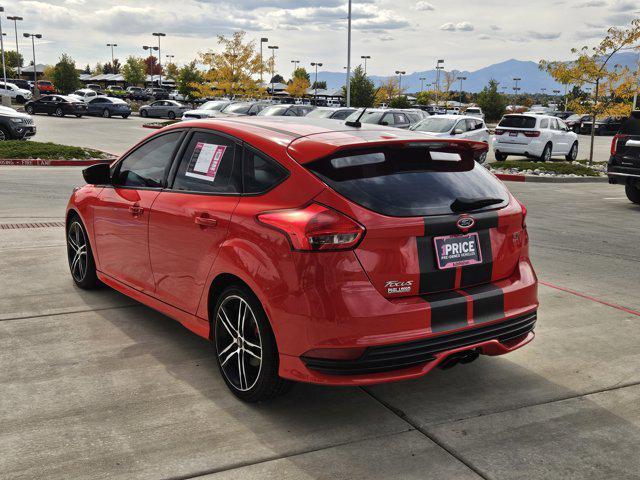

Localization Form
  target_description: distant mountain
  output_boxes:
[316,52,639,94]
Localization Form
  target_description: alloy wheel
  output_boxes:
[67,221,88,283]
[215,295,263,392]
[544,146,551,161]
[0,129,6,141]
[55,108,63,117]
[571,144,577,160]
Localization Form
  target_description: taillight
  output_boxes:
[494,128,505,135]
[611,134,626,155]
[257,203,365,251]
[523,131,541,137]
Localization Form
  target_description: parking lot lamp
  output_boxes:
[361,55,370,75]
[513,77,521,96]
[268,45,278,97]
[346,0,352,107]
[7,15,22,75]
[291,59,300,70]
[152,33,166,88]
[23,33,41,95]
[311,62,323,104]
[395,70,405,97]
[435,59,444,106]
[419,76,426,92]
[0,9,5,87]
[106,43,117,67]
[166,54,174,63]
[260,38,268,83]
[457,76,467,106]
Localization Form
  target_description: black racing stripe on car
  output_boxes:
[417,234,456,293]
[466,283,505,324]
[422,290,468,333]
[460,229,494,287]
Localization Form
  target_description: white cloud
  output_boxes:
[414,1,435,11]
[456,21,474,31]
[380,35,395,41]
[439,21,474,31]
[577,0,607,6]
[439,22,456,31]
[526,31,562,40]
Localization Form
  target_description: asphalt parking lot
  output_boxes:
[1,165,639,479]
[27,114,614,161]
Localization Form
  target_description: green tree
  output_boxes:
[292,67,310,82]
[165,62,179,81]
[415,90,434,105]
[103,59,121,74]
[122,56,146,86]
[311,80,327,90]
[52,53,81,94]
[344,65,375,107]
[270,74,285,84]
[5,51,23,77]
[176,61,203,100]
[389,96,411,108]
[476,79,508,122]
[83,64,91,74]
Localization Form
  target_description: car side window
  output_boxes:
[285,109,298,116]
[550,118,559,130]
[394,113,408,124]
[333,110,351,120]
[465,119,477,130]
[540,118,549,129]
[454,120,468,133]
[243,148,288,194]
[113,131,182,188]
[382,113,395,125]
[558,120,568,130]
[172,131,240,194]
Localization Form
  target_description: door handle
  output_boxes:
[129,204,144,216]
[195,215,218,228]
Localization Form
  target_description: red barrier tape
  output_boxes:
[0,158,114,167]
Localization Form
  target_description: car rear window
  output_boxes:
[499,116,536,128]
[619,112,640,135]
[306,146,508,217]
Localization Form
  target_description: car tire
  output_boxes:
[477,151,488,164]
[122,114,129,119]
[55,107,64,117]
[140,109,148,118]
[25,105,34,115]
[76,114,82,118]
[540,143,552,162]
[66,215,99,290]
[625,182,640,204]
[566,142,578,161]
[168,111,176,119]
[495,151,507,162]
[0,126,10,141]
[213,284,294,402]
[103,109,111,118]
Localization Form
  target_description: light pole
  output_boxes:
[457,76,467,106]
[268,45,278,96]
[311,62,323,104]
[106,43,117,67]
[435,59,444,106]
[291,59,300,70]
[152,32,166,88]
[0,8,5,87]
[513,77,521,97]
[260,37,268,84]
[166,54,175,63]
[143,45,159,87]
[346,0,352,107]
[361,55,370,75]
[419,77,426,92]
[23,33,41,95]
[7,15,22,75]
[395,70,405,97]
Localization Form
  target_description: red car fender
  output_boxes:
[66,186,104,268]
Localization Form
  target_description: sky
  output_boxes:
[3,0,639,76]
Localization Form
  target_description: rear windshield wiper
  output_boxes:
[450,197,503,213]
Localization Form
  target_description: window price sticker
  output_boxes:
[185,142,227,182]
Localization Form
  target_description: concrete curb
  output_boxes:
[494,173,608,183]
[0,158,114,167]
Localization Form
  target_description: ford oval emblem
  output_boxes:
[457,216,475,230]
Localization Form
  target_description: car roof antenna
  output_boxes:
[345,107,367,128]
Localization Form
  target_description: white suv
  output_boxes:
[493,114,578,162]
[0,82,32,103]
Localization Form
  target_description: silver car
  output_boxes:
[140,100,188,119]
[182,100,232,120]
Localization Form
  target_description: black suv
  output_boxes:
[0,106,36,140]
[608,111,640,204]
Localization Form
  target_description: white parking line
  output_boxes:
[603,197,627,200]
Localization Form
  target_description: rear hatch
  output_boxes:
[495,115,539,146]
[612,112,640,168]
[304,140,525,299]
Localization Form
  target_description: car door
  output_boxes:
[87,97,101,115]
[549,118,568,153]
[93,131,184,293]
[148,130,242,313]
[557,119,573,149]
[37,96,53,114]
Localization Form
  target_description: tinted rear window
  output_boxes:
[499,116,536,128]
[619,112,640,135]
[306,147,508,217]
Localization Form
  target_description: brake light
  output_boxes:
[494,128,505,135]
[523,131,541,137]
[611,134,626,155]
[257,203,365,251]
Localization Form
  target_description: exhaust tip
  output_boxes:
[438,349,480,370]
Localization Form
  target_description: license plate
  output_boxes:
[509,131,518,136]
[434,232,482,269]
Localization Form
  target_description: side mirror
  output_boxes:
[83,163,111,185]
[248,111,257,116]
[453,128,464,135]
[380,121,389,126]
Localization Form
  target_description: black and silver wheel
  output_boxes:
[0,126,9,141]
[66,217,99,289]
[495,151,507,162]
[103,109,111,118]
[477,150,488,164]
[213,285,293,402]
[566,142,578,161]
[140,109,148,118]
[540,143,552,162]
[168,111,176,119]
[55,107,64,117]
[25,104,34,115]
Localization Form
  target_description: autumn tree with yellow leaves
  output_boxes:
[286,67,311,98]
[540,19,640,163]
[194,31,267,99]
[375,78,402,106]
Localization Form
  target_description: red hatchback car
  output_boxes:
[67,117,538,401]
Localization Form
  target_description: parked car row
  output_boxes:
[24,94,132,119]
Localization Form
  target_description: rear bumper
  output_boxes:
[278,258,538,385]
[607,163,640,184]
[493,139,544,157]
